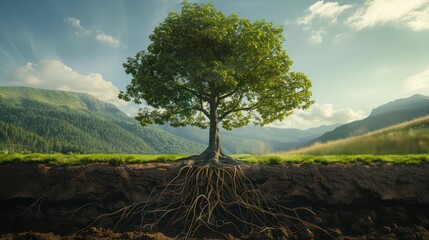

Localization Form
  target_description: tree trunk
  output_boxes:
[207,111,221,162]
[186,95,238,166]
[201,95,221,164]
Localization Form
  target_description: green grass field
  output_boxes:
[1,153,428,165]
[0,153,186,165]
[286,116,429,155]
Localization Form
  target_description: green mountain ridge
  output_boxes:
[289,115,429,155]
[0,86,204,154]
[0,86,117,111]
[2,86,426,155]
[370,94,429,117]
[312,94,429,144]
[0,86,129,122]
[0,86,331,154]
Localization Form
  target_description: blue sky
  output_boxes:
[1,0,429,129]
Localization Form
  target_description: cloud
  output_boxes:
[333,33,346,42]
[64,17,91,35]
[347,0,429,31]
[270,103,366,129]
[64,17,83,29]
[64,17,126,47]
[296,1,352,45]
[96,33,126,48]
[9,60,126,107]
[297,1,353,25]
[404,68,429,93]
[309,29,327,44]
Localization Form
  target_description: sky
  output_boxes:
[1,0,429,129]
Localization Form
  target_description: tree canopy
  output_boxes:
[120,2,313,132]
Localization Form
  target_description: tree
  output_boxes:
[115,4,318,237]
[120,2,313,164]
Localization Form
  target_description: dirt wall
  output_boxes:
[0,162,428,238]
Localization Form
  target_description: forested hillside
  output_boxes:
[0,87,205,154]
[0,87,331,154]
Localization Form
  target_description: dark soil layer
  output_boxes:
[0,162,428,239]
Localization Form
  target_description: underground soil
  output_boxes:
[0,161,428,239]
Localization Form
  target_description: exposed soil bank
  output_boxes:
[0,162,428,239]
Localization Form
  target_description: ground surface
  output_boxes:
[0,161,428,239]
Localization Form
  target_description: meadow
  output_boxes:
[287,116,429,155]
[1,152,428,165]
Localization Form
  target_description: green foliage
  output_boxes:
[289,116,429,155]
[0,87,206,154]
[268,156,282,165]
[120,2,313,130]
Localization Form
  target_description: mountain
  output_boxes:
[304,124,342,136]
[312,94,429,144]
[0,86,205,154]
[288,115,429,155]
[159,123,340,154]
[0,86,334,154]
[370,94,429,117]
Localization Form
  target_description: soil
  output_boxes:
[0,161,428,239]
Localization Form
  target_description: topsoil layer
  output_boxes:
[0,161,428,239]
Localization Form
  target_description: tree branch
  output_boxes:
[219,82,242,100]
[219,90,283,120]
[177,85,209,101]
[219,93,245,121]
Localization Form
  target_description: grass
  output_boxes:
[234,154,429,165]
[286,116,429,155]
[1,153,428,165]
[0,153,186,165]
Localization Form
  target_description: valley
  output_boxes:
[0,86,334,154]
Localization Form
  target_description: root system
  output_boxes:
[89,162,323,239]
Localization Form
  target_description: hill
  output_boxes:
[370,94,429,116]
[0,86,128,121]
[0,86,205,154]
[158,123,340,154]
[312,94,429,143]
[0,86,332,154]
[287,116,429,155]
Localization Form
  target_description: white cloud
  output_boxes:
[334,33,346,42]
[96,33,126,48]
[404,68,429,93]
[270,103,366,129]
[296,1,352,45]
[9,60,126,107]
[297,1,353,25]
[64,17,83,29]
[64,17,126,47]
[64,17,91,35]
[347,0,429,31]
[309,29,327,44]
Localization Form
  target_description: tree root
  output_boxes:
[19,189,48,220]
[87,161,330,239]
